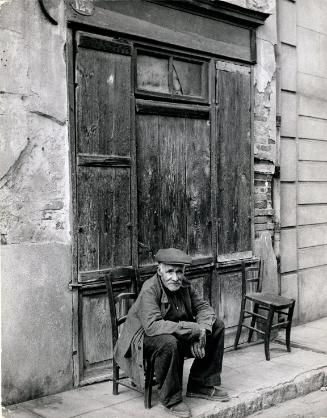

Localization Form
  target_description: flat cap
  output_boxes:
[155,248,192,265]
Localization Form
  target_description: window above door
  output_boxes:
[135,48,209,104]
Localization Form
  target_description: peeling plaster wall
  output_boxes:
[0,0,73,405]
[225,0,278,241]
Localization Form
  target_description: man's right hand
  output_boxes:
[190,340,205,359]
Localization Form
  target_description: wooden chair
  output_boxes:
[234,260,296,360]
[104,267,155,409]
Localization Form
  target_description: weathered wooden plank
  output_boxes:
[77,154,131,167]
[298,182,327,204]
[159,116,187,249]
[298,224,327,248]
[136,114,160,265]
[298,245,327,269]
[185,118,211,256]
[216,63,251,255]
[298,204,327,225]
[77,33,132,56]
[299,139,327,161]
[98,167,132,269]
[77,167,98,271]
[136,99,210,119]
[81,293,112,367]
[76,45,131,156]
[299,161,327,181]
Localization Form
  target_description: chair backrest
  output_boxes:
[240,260,264,296]
[104,266,139,348]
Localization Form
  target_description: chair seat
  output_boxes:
[246,292,295,308]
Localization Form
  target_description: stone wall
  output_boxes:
[0,0,73,405]
[279,0,327,323]
[225,0,278,243]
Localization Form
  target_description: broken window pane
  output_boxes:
[172,59,203,97]
[137,54,169,93]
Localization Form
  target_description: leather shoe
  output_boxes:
[162,401,192,418]
[186,386,230,402]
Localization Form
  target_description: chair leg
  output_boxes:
[264,307,274,361]
[286,301,295,352]
[234,296,246,350]
[112,359,119,395]
[248,303,259,343]
[144,359,154,409]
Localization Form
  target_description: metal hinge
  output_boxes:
[276,114,282,128]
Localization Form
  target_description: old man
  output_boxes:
[114,248,229,418]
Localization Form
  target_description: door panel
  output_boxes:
[216,61,252,256]
[137,114,211,264]
[76,37,131,156]
[74,32,133,383]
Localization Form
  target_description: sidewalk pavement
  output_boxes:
[3,317,327,418]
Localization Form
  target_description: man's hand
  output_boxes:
[190,329,206,359]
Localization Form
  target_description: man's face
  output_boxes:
[158,263,185,292]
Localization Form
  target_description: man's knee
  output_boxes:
[215,318,225,331]
[158,335,181,355]
[211,319,225,338]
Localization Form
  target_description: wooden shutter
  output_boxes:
[136,110,211,265]
[216,61,252,257]
[75,33,133,272]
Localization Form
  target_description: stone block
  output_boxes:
[257,11,277,44]
[298,0,327,36]
[298,116,327,141]
[319,33,327,78]
[298,204,327,225]
[280,228,297,273]
[297,27,321,76]
[280,273,299,320]
[1,242,73,405]
[298,224,327,248]
[281,183,296,227]
[298,72,327,103]
[281,91,296,137]
[281,43,296,92]
[299,265,327,322]
[254,143,276,162]
[278,0,296,46]
[299,139,327,162]
[280,139,296,181]
[299,95,327,120]
[299,161,327,181]
[298,245,327,270]
[298,183,327,204]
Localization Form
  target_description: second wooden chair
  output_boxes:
[234,260,296,360]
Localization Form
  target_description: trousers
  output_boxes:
[143,319,225,407]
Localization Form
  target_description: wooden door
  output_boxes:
[137,113,212,264]
[214,61,253,346]
[74,32,134,383]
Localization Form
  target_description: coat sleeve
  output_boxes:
[190,286,216,334]
[138,284,201,338]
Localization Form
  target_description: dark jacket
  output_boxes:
[114,273,216,388]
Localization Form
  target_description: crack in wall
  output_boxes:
[0,139,36,189]
[29,110,66,126]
